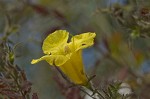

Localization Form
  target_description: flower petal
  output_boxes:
[31,55,50,64]
[42,30,69,54]
[71,32,96,51]
[31,54,70,66]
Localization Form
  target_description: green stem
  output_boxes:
[79,87,97,99]
[85,82,105,99]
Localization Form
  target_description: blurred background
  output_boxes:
[0,0,150,99]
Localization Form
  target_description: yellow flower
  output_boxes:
[31,30,96,85]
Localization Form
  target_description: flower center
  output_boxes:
[64,45,71,54]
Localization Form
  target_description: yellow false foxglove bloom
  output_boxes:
[31,30,96,85]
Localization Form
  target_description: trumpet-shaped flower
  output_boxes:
[31,30,96,85]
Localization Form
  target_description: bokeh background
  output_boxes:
[0,0,150,99]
